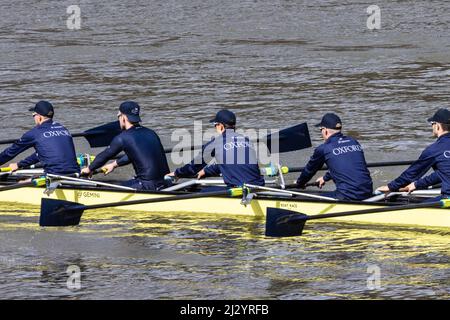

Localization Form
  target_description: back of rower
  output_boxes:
[296,113,373,200]
[377,108,450,202]
[0,101,79,175]
[81,101,170,191]
[168,109,265,189]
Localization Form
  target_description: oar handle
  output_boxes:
[0,138,19,145]
[0,176,46,191]
[284,182,319,189]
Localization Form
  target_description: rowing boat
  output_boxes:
[0,181,449,229]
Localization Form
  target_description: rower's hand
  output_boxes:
[166,171,179,182]
[316,177,326,189]
[8,163,19,172]
[80,167,92,178]
[399,182,416,194]
[197,169,206,180]
[376,185,391,194]
[295,181,306,189]
[102,161,118,175]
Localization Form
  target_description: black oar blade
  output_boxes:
[265,207,308,237]
[39,198,84,227]
[266,123,312,153]
[82,121,122,148]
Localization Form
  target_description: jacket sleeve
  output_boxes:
[174,139,215,178]
[387,147,435,191]
[323,171,333,181]
[296,145,326,186]
[116,155,131,166]
[88,136,124,171]
[203,164,221,177]
[414,172,441,189]
[18,153,40,168]
[0,130,35,166]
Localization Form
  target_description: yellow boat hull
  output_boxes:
[0,186,449,229]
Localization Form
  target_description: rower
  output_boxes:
[167,109,264,189]
[296,113,373,200]
[80,101,170,191]
[0,101,79,175]
[377,108,450,202]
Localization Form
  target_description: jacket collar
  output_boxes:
[325,131,343,143]
[36,119,53,128]
[437,132,450,141]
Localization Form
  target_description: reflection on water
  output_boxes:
[0,0,449,299]
[0,205,449,299]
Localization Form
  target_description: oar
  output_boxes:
[280,160,415,174]
[0,121,122,148]
[283,182,319,189]
[265,199,450,237]
[39,188,244,227]
[2,122,310,171]
[1,164,44,173]
[364,189,441,202]
[265,123,311,153]
[162,123,312,154]
[1,122,309,176]
[81,121,122,147]
[0,177,47,192]
[67,123,312,171]
[46,173,134,191]
[245,183,336,201]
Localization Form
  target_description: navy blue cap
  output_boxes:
[28,101,54,117]
[427,108,450,124]
[209,109,236,126]
[315,113,342,129]
[119,101,141,123]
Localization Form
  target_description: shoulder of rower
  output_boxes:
[314,143,328,155]
[132,125,156,136]
[19,127,37,143]
[110,130,126,146]
[423,136,450,157]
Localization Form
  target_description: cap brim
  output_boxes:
[427,116,436,122]
[127,115,141,122]
[209,117,217,123]
[28,107,35,112]
[314,122,322,127]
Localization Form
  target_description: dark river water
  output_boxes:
[0,0,449,299]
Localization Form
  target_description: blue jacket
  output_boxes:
[89,125,170,181]
[297,132,373,200]
[388,133,450,196]
[0,120,79,174]
[175,129,264,187]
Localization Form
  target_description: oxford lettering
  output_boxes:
[332,145,362,155]
[223,140,250,151]
[43,130,71,138]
